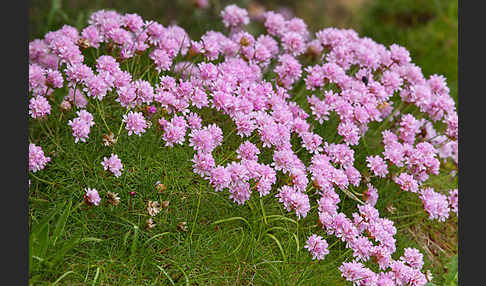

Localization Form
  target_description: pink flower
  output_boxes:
[65,88,88,108]
[161,115,187,146]
[209,166,231,191]
[29,96,51,119]
[419,188,450,222]
[337,121,360,146]
[123,111,147,136]
[236,141,260,161]
[263,11,286,36]
[281,32,306,56]
[394,173,419,193]
[188,124,222,153]
[29,143,51,172]
[68,110,95,143]
[304,234,329,260]
[339,261,376,284]
[399,114,421,144]
[150,49,172,72]
[364,183,379,207]
[46,69,64,89]
[221,5,249,28]
[448,189,458,214]
[186,112,202,130]
[274,54,302,89]
[366,155,388,178]
[96,55,120,74]
[84,188,101,206]
[29,64,47,96]
[192,151,215,177]
[276,186,310,219]
[101,154,123,177]
[400,247,424,270]
[300,132,323,154]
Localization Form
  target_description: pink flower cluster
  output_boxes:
[28,5,458,283]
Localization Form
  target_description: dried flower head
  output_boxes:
[426,270,434,282]
[386,204,397,214]
[156,183,166,193]
[106,191,120,206]
[102,132,116,146]
[146,218,156,230]
[161,200,170,209]
[177,221,187,232]
[60,100,71,112]
[77,38,91,49]
[147,201,161,216]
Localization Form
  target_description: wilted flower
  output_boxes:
[147,201,161,216]
[106,191,120,206]
[146,218,156,229]
[177,221,187,232]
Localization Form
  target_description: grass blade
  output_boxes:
[265,233,286,262]
[143,232,170,247]
[51,270,74,286]
[154,264,175,285]
[130,225,140,259]
[212,216,251,230]
[52,200,72,246]
[266,215,297,225]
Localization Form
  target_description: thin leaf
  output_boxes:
[266,233,286,262]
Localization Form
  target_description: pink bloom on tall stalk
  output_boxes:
[448,189,458,214]
[29,96,51,119]
[29,143,51,172]
[84,188,101,206]
[276,186,310,219]
[366,156,388,178]
[123,111,147,136]
[419,187,450,222]
[101,154,124,177]
[68,110,95,143]
[304,234,330,260]
[221,4,249,28]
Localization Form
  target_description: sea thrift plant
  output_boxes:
[28,5,458,285]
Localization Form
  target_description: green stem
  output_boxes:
[189,184,203,243]
[96,100,112,134]
[30,173,55,185]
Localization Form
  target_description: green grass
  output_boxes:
[29,1,458,285]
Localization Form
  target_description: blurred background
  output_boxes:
[29,0,457,101]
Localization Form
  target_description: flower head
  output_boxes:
[84,188,101,206]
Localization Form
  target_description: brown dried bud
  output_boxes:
[146,218,156,230]
[161,200,170,209]
[177,221,187,232]
[102,132,116,147]
[147,201,161,216]
[106,191,120,206]
[77,38,91,49]
[60,100,72,112]
[156,183,166,193]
